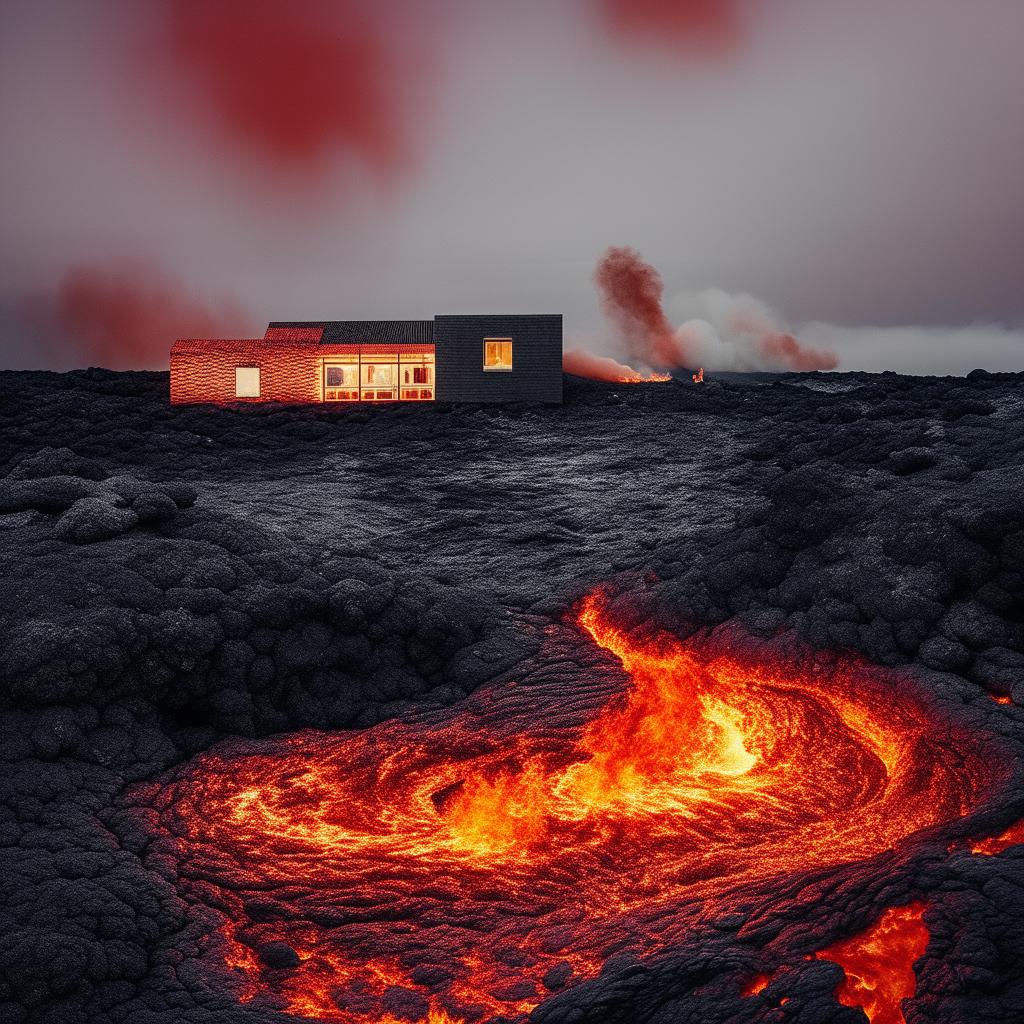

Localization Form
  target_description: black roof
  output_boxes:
[268,321,434,344]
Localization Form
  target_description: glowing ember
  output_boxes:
[741,973,770,997]
[133,590,1005,1023]
[816,903,928,1024]
[692,366,704,383]
[971,818,1024,855]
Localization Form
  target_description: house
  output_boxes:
[170,315,562,405]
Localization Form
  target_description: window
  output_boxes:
[235,366,260,397]
[326,365,356,387]
[322,347,434,403]
[399,350,434,401]
[483,338,513,371]
[360,356,398,400]
[324,360,359,401]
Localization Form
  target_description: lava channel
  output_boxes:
[129,590,1008,1023]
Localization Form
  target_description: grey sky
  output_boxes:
[1,0,1022,372]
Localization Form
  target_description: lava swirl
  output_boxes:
[133,590,1006,1023]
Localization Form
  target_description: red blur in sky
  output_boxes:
[154,0,426,177]
[600,0,742,52]
[21,263,253,370]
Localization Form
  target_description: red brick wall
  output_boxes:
[170,341,323,405]
[169,340,438,405]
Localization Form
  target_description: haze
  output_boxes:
[1,0,1022,373]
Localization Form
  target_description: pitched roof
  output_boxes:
[172,339,297,356]
[267,320,434,344]
[264,325,324,341]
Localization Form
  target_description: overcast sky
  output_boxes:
[1,0,1022,373]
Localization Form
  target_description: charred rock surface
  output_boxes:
[1,366,1022,1024]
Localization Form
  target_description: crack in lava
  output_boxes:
[136,590,1005,1023]
[816,903,928,1024]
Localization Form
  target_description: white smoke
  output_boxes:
[575,287,1023,378]
[665,289,838,372]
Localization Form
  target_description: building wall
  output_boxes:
[171,316,564,405]
[433,315,563,404]
[170,341,322,404]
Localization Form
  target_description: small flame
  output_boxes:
[692,367,704,383]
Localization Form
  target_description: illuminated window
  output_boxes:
[483,338,513,371]
[324,359,359,401]
[361,355,398,400]
[235,366,260,397]
[400,350,435,401]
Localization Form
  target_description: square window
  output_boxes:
[483,338,513,371]
[235,366,260,397]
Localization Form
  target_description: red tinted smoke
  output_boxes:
[21,262,253,370]
[758,331,839,372]
[595,246,693,367]
[156,0,423,176]
[564,348,671,383]
[587,245,839,376]
[599,0,742,53]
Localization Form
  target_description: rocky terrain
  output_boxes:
[1,366,1022,1024]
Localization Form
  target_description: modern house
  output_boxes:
[170,315,562,405]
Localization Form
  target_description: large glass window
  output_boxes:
[483,338,513,371]
[361,356,398,401]
[323,347,434,403]
[323,358,359,401]
[400,350,435,401]
[235,366,260,397]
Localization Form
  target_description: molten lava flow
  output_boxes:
[692,366,704,383]
[134,590,1006,1023]
[816,903,928,1024]
[972,818,1024,855]
[562,347,671,383]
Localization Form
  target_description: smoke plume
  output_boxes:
[19,261,254,370]
[595,246,690,368]
[579,246,839,381]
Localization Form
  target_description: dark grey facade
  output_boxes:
[268,314,563,404]
[434,314,562,404]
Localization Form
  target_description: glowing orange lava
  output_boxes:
[623,368,672,383]
[741,973,769,997]
[692,366,704,383]
[816,903,928,1024]
[971,818,1024,855]
[134,590,1006,1023]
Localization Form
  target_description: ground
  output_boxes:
[0,367,1022,1024]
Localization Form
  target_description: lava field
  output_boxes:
[1,367,1023,1024]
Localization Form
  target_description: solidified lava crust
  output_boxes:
[2,367,1024,1024]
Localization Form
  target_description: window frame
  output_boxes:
[483,337,513,372]
[234,365,261,398]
